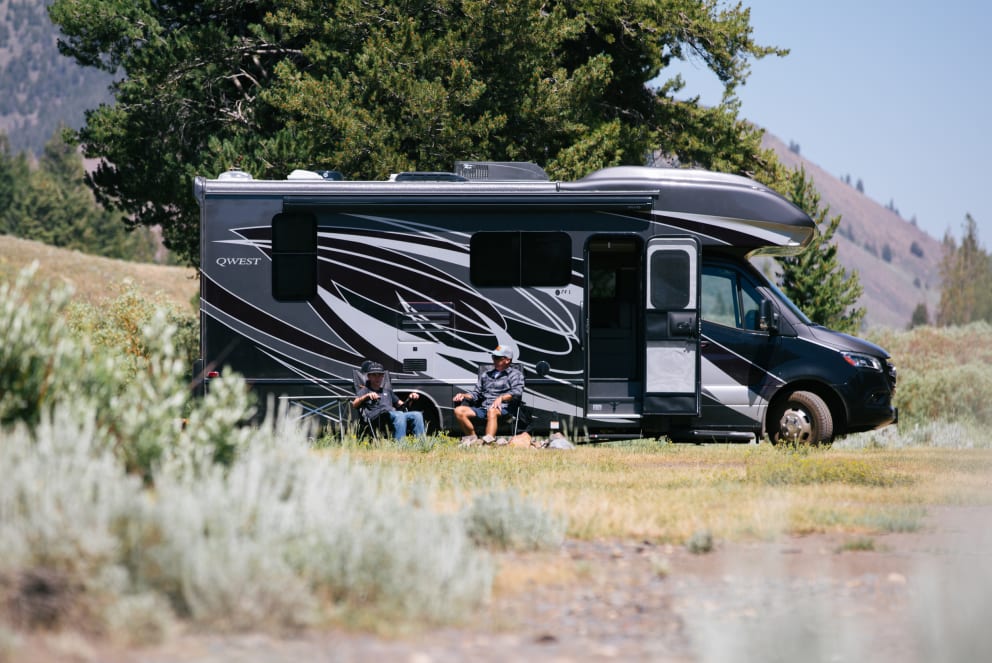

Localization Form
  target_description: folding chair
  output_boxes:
[469,363,531,438]
[352,365,396,440]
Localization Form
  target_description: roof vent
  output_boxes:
[287,169,323,180]
[390,172,468,182]
[454,161,549,181]
[287,169,344,180]
[218,168,253,181]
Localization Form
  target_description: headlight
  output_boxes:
[842,351,883,371]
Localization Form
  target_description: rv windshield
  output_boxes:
[766,278,813,325]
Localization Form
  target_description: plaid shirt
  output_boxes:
[469,366,524,409]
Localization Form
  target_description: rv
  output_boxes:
[193,162,897,443]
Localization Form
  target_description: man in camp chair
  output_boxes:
[453,345,524,446]
[352,362,425,439]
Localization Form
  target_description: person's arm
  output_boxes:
[352,388,378,409]
[397,392,419,408]
[454,376,483,403]
[506,367,525,400]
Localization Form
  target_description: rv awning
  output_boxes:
[281,192,657,212]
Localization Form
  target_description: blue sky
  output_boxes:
[666,0,990,243]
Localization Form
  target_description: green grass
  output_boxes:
[324,436,992,544]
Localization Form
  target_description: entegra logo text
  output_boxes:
[216,257,262,267]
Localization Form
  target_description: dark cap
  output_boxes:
[365,362,385,374]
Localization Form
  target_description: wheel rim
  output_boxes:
[778,405,813,443]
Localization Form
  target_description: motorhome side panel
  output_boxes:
[199,190,661,433]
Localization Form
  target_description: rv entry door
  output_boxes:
[643,237,701,415]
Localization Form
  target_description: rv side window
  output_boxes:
[470,231,570,287]
[271,212,317,301]
[701,265,763,330]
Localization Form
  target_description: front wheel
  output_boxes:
[768,390,833,445]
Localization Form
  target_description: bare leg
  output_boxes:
[485,408,501,437]
[454,405,477,435]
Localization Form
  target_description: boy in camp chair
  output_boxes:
[352,362,425,439]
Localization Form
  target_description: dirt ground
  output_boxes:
[12,505,992,663]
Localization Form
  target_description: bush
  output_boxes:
[0,264,79,428]
[0,404,495,634]
[462,488,566,552]
[1,265,509,635]
[0,409,148,635]
[138,416,494,628]
[1,264,234,479]
[867,323,992,429]
[65,278,198,381]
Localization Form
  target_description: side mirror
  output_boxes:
[759,299,780,333]
[535,360,551,377]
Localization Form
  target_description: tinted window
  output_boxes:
[272,213,317,301]
[471,231,570,287]
[470,232,521,286]
[649,250,690,309]
[522,232,572,286]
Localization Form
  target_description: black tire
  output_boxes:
[768,390,834,445]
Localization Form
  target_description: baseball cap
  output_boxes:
[365,361,386,374]
[491,346,513,359]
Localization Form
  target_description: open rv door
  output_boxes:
[643,236,701,415]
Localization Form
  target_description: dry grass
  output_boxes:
[0,234,197,310]
[331,441,992,545]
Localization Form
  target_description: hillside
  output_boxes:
[0,0,114,154]
[0,234,197,310]
[762,133,943,329]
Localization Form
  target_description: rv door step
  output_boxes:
[586,433,646,442]
[669,430,757,444]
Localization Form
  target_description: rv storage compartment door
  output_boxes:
[643,237,701,415]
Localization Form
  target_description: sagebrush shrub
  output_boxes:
[0,408,148,634]
[1,265,498,634]
[462,488,566,552]
[867,322,992,429]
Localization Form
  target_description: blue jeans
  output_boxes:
[389,410,425,439]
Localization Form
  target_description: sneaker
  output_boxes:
[459,434,479,447]
[494,437,509,446]
[481,435,497,445]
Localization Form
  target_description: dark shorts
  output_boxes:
[466,404,507,419]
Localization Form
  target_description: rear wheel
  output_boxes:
[768,390,833,445]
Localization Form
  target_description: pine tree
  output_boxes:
[50,0,787,266]
[937,215,992,325]
[908,302,929,329]
[2,129,158,261]
[0,134,31,233]
[777,167,865,334]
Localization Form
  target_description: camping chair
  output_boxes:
[469,363,533,438]
[351,365,396,440]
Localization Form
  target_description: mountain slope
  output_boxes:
[0,0,114,154]
[0,234,196,309]
[762,133,942,329]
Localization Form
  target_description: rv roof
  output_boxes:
[578,165,765,189]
